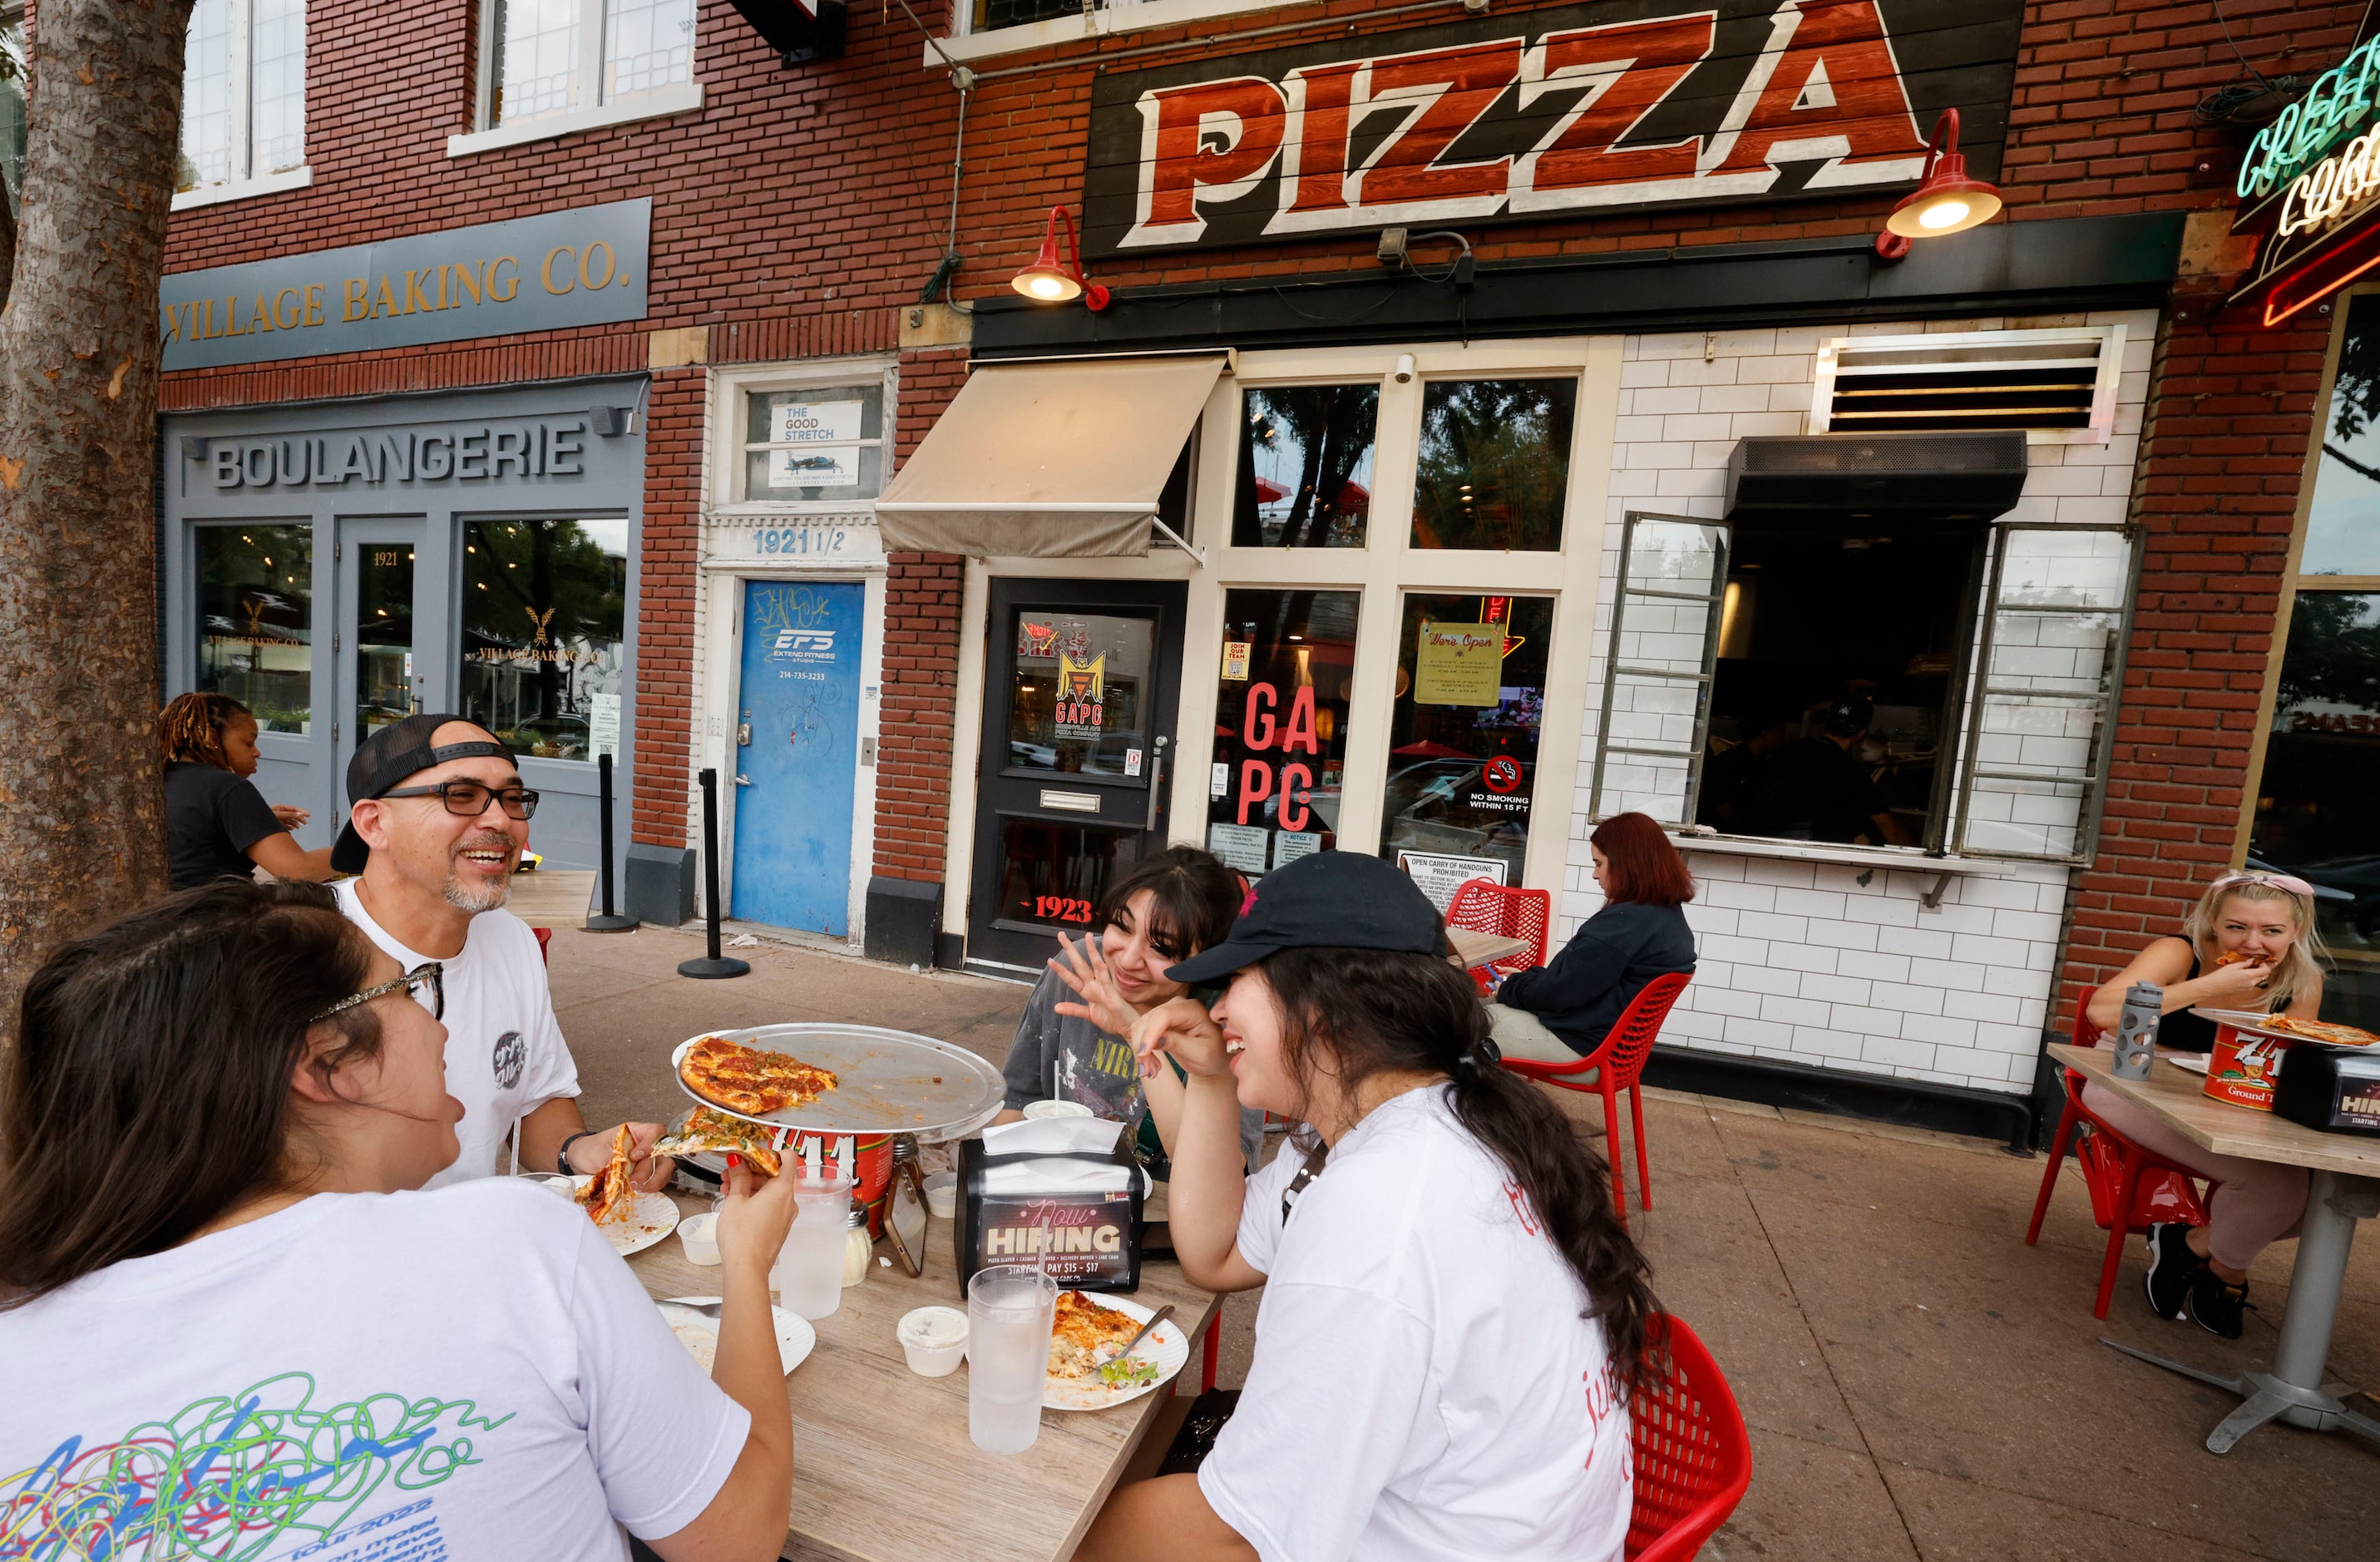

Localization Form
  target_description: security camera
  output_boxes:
[1393,353,1416,384]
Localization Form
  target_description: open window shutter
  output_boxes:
[1953,526,2138,862]
[1590,512,1731,825]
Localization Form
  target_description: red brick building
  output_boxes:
[156,0,2380,1138]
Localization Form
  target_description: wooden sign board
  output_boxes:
[1080,0,2022,258]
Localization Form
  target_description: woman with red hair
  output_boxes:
[1486,813,1696,1062]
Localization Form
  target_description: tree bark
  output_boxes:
[0,0,193,1034]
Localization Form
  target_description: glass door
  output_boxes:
[336,520,436,779]
[967,579,1188,971]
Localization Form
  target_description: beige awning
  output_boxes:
[876,355,1225,557]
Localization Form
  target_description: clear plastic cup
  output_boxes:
[966,1264,1057,1455]
[771,1174,855,1321]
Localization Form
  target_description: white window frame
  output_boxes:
[926,0,1319,67]
[1810,325,2127,447]
[451,0,703,159]
[172,0,312,211]
[709,357,901,517]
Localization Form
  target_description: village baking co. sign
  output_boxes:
[158,200,650,369]
[1079,0,2021,256]
[2229,16,2380,326]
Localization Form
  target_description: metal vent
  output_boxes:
[1811,327,2123,444]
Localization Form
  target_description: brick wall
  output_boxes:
[876,346,970,881]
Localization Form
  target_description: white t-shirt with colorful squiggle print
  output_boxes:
[0,1179,748,1561]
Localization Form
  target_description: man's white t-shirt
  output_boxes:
[1199,1085,1633,1562]
[0,1180,748,1560]
[337,877,580,1188]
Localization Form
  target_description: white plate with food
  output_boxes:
[544,1174,679,1258]
[2188,1008,2380,1047]
[669,1024,1007,1141]
[657,1296,815,1376]
[1044,1290,1190,1411]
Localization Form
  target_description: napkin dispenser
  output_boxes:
[2274,1045,2380,1137]
[954,1120,1143,1297]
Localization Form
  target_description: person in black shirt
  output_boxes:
[1696,713,1792,831]
[1485,812,1697,1060]
[1748,694,1911,846]
[161,693,336,888]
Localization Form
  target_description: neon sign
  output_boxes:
[2240,38,2380,202]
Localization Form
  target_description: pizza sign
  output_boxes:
[1081,0,2017,256]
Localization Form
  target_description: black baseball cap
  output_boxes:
[330,714,516,873]
[1821,694,1875,738]
[1165,850,1448,986]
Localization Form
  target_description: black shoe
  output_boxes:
[2188,1267,2253,1341]
[2144,1223,2205,1320]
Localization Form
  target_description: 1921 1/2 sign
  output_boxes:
[1080,0,2018,256]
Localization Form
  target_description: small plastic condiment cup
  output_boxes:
[897,1305,970,1377]
[1022,1100,1094,1120]
[922,1171,957,1221]
[679,1211,722,1266]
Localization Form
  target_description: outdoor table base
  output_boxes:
[2100,1169,2380,1454]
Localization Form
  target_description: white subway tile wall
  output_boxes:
[1567,312,2158,1096]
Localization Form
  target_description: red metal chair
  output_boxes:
[1500,971,1691,1230]
[2024,1006,2215,1319]
[1447,877,1552,994]
[1627,1314,1752,1561]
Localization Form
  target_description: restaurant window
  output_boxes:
[1233,385,1376,548]
[1005,610,1153,780]
[1410,378,1575,551]
[178,0,306,196]
[743,383,888,502]
[1380,594,1552,903]
[460,518,628,760]
[1207,589,1359,879]
[483,0,694,126]
[195,524,313,734]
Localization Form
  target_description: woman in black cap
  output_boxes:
[1079,849,1659,1562]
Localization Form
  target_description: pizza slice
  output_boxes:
[575,1125,635,1225]
[654,1105,786,1176]
[2261,1014,2380,1047]
[679,1036,840,1116]
[1048,1290,1153,1385]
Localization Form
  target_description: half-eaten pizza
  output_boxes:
[1048,1290,1157,1388]
[679,1035,839,1119]
[575,1125,635,1226]
[654,1105,787,1176]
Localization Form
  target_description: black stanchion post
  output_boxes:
[679,768,749,980]
[585,750,636,932]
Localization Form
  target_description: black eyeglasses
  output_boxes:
[311,962,444,1025]
[379,779,540,821]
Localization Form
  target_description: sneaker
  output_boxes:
[2143,1223,2204,1320]
[2187,1267,2253,1341]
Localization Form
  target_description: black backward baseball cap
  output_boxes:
[330,714,517,873]
[1165,850,1448,986]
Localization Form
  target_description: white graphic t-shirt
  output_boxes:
[1198,1085,1634,1562]
[336,878,580,1187]
[0,1180,749,1560]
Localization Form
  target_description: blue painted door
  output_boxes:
[731,581,864,934]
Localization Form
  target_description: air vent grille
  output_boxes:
[1812,329,2121,443]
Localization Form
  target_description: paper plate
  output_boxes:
[551,1174,679,1258]
[658,1296,815,1377]
[670,1025,1008,1143]
[1042,1292,1191,1412]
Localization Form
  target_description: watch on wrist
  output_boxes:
[556,1129,597,1176]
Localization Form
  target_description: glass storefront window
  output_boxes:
[356,541,416,743]
[1410,378,1576,551]
[743,383,886,502]
[2306,294,2380,576]
[1207,589,1360,878]
[1233,386,1377,548]
[196,524,313,734]
[1004,610,1154,779]
[992,818,1143,933]
[1380,594,1552,900]
[461,518,628,760]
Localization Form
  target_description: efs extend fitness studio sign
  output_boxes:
[1079,0,2020,255]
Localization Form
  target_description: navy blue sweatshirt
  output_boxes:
[1495,900,1696,1055]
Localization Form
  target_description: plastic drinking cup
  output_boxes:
[966,1264,1057,1455]
[772,1174,856,1321]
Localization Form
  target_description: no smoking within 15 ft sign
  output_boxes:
[1483,756,1523,794]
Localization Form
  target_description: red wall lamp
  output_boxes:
[1011,205,1111,310]
[1874,109,2003,262]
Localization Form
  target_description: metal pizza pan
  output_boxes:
[672,1024,1007,1142]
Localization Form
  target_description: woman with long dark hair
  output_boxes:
[1487,810,1696,1062]
[160,690,336,887]
[0,880,797,1562]
[1080,851,1659,1562]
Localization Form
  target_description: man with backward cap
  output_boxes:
[331,714,671,1191]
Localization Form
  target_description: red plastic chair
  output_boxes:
[1500,971,1691,1230]
[533,925,553,965]
[2024,1006,2215,1319]
[1447,877,1552,994]
[1627,1314,1752,1561]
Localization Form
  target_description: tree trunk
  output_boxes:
[0,0,194,1033]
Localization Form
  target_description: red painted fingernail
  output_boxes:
[726,1153,740,1169]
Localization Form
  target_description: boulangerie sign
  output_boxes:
[1080,0,2019,256]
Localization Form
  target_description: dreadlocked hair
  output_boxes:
[160,692,251,769]
[1261,945,1663,1392]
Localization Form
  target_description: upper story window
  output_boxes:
[177,0,310,208]
[459,0,697,154]
[940,0,1314,64]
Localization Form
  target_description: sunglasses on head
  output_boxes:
[310,963,444,1025]
[2212,871,2314,899]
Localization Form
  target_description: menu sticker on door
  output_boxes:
[1414,624,1505,707]
[1396,850,1507,912]
[1222,640,1252,680]
[1211,761,1230,798]
[1207,823,1270,874]
[1054,652,1107,739]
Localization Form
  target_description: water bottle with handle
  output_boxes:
[2112,981,2161,1080]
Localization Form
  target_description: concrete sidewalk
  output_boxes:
[548,922,2380,1560]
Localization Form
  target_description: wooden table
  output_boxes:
[506,869,597,928]
[1447,925,1533,970]
[629,1191,1221,1561]
[2050,1043,2380,1453]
